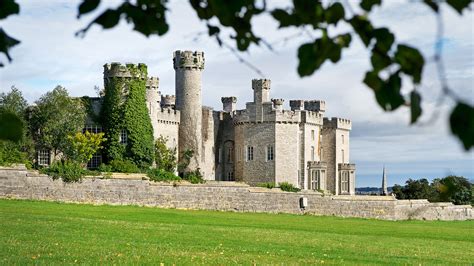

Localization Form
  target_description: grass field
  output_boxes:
[0,199,473,265]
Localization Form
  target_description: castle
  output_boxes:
[88,50,356,195]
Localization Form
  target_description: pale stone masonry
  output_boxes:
[0,167,472,221]
[46,50,357,195]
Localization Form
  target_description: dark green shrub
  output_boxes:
[109,159,140,173]
[41,160,84,183]
[0,140,30,167]
[97,163,113,173]
[147,168,181,182]
[279,182,301,192]
[183,169,205,184]
[257,182,276,189]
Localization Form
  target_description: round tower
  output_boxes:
[173,50,205,173]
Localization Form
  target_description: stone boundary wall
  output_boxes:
[0,167,472,221]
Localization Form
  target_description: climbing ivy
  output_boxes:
[101,63,154,168]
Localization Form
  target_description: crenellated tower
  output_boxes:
[173,50,205,173]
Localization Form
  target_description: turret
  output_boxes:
[272,98,284,111]
[289,100,304,111]
[161,94,176,109]
[146,77,160,105]
[221,96,237,112]
[304,100,326,112]
[173,50,205,173]
[252,79,271,104]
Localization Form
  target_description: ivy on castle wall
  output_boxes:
[101,64,154,167]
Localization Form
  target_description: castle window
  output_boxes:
[267,145,274,161]
[37,149,50,166]
[311,146,315,161]
[218,147,222,163]
[83,125,102,134]
[311,130,315,141]
[227,147,233,163]
[227,171,234,180]
[341,171,349,193]
[119,129,128,145]
[87,152,102,169]
[247,146,254,161]
[341,134,344,144]
[310,170,320,190]
[341,149,344,162]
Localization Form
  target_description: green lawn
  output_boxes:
[0,199,473,265]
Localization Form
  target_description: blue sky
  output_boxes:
[1,1,473,187]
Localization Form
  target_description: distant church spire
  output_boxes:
[381,165,388,196]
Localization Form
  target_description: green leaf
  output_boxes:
[78,0,100,18]
[365,71,405,111]
[373,28,394,53]
[0,28,21,66]
[0,111,23,142]
[446,0,471,15]
[92,9,121,29]
[348,16,374,47]
[394,44,424,84]
[449,102,474,150]
[360,0,382,12]
[363,70,383,91]
[370,50,391,72]
[297,43,317,77]
[325,2,345,25]
[410,91,422,124]
[0,0,19,19]
[271,9,295,28]
[423,0,439,12]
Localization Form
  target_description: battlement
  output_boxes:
[157,108,180,124]
[173,50,205,70]
[146,76,159,90]
[304,100,326,112]
[271,98,284,111]
[161,94,176,108]
[323,117,352,130]
[252,79,271,91]
[338,163,356,171]
[221,96,237,104]
[307,161,328,169]
[221,96,237,112]
[301,110,323,125]
[289,100,304,111]
[103,62,147,79]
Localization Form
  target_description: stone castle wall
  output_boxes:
[0,167,471,221]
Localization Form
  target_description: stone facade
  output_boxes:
[39,50,356,194]
[0,167,471,221]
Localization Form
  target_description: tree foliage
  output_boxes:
[66,131,105,165]
[0,87,32,165]
[154,136,177,172]
[0,0,472,150]
[392,176,472,205]
[29,86,86,157]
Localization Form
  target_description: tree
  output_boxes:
[432,175,472,205]
[30,86,86,159]
[0,86,28,116]
[0,0,472,150]
[66,131,105,166]
[392,178,437,201]
[154,136,177,172]
[0,87,31,165]
[392,176,472,205]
